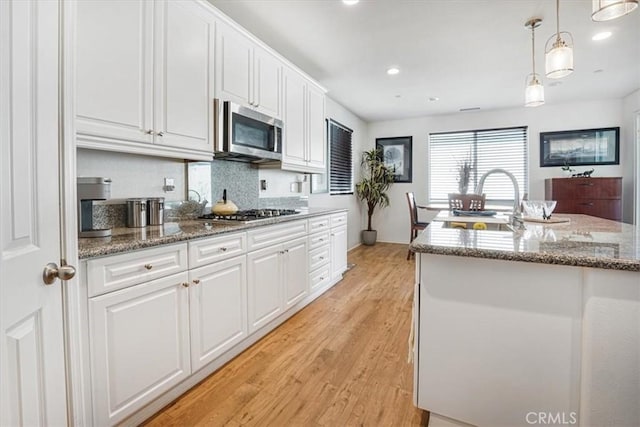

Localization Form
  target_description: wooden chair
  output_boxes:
[448,193,486,211]
[406,192,429,260]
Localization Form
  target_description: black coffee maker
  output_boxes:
[77,177,112,237]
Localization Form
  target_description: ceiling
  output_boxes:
[209,0,640,122]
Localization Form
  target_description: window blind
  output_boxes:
[428,126,528,204]
[329,119,353,195]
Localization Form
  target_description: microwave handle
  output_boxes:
[213,99,227,152]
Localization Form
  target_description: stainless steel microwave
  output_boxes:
[214,99,283,163]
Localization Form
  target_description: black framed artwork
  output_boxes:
[540,127,620,167]
[376,136,412,183]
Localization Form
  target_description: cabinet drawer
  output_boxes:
[310,265,331,292]
[247,220,308,251]
[308,215,330,233]
[309,245,330,271]
[189,232,246,268]
[86,243,188,297]
[308,230,330,250]
[330,212,348,228]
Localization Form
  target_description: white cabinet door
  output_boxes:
[254,46,281,118]
[282,66,326,173]
[331,225,348,281]
[215,21,252,106]
[75,0,153,144]
[283,237,309,308]
[306,83,326,170]
[1,1,67,424]
[282,68,307,168]
[189,255,247,372]
[247,245,282,333]
[155,1,212,152]
[89,272,191,426]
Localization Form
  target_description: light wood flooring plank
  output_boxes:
[143,243,426,426]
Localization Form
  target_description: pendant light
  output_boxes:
[592,0,638,21]
[525,18,544,107]
[545,0,574,79]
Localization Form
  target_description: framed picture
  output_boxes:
[376,136,412,183]
[540,127,619,167]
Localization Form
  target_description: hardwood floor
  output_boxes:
[144,243,427,426]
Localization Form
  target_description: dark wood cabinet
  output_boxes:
[545,177,622,221]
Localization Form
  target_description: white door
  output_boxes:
[0,1,68,425]
[189,255,247,372]
[155,0,212,152]
[283,237,309,308]
[254,46,281,118]
[331,225,348,281]
[89,272,191,426]
[75,0,154,144]
[215,21,252,106]
[307,84,326,171]
[247,245,282,333]
[282,68,307,168]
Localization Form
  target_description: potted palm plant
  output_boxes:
[355,148,395,245]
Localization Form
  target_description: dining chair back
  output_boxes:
[406,192,429,260]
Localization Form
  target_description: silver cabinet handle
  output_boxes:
[192,279,200,285]
[219,247,227,252]
[144,264,153,270]
[182,282,190,288]
[43,263,76,285]
[144,129,154,135]
[156,131,164,137]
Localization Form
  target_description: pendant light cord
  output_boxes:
[531,24,536,75]
[556,0,561,42]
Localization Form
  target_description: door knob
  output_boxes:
[43,263,76,285]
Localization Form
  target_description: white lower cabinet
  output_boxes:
[247,236,309,333]
[331,222,348,282]
[189,254,247,372]
[88,272,191,426]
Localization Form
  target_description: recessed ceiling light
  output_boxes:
[549,81,563,87]
[395,94,402,98]
[459,107,481,112]
[592,31,612,41]
[387,67,400,75]
[342,0,359,5]
[594,68,605,73]
[428,97,440,102]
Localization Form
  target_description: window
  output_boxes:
[428,126,528,204]
[329,119,353,195]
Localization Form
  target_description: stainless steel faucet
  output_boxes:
[475,168,524,229]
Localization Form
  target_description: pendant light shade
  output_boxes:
[592,0,638,21]
[545,0,574,79]
[525,18,544,107]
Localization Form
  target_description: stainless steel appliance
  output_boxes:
[214,99,283,163]
[147,197,164,226]
[126,198,147,228]
[199,208,299,223]
[77,177,112,238]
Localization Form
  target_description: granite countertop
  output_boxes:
[78,207,347,259]
[410,213,640,272]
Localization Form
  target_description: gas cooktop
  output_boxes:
[198,208,300,222]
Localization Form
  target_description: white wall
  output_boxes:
[367,98,630,244]
[76,149,187,202]
[309,97,367,250]
[622,89,640,225]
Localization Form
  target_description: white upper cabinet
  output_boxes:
[282,66,326,174]
[216,21,282,118]
[75,0,214,161]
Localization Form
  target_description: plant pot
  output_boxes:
[362,230,377,246]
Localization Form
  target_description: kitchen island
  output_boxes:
[410,214,639,427]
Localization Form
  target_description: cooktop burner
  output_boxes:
[198,208,300,222]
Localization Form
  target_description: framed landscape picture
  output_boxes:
[540,127,619,167]
[376,136,412,183]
